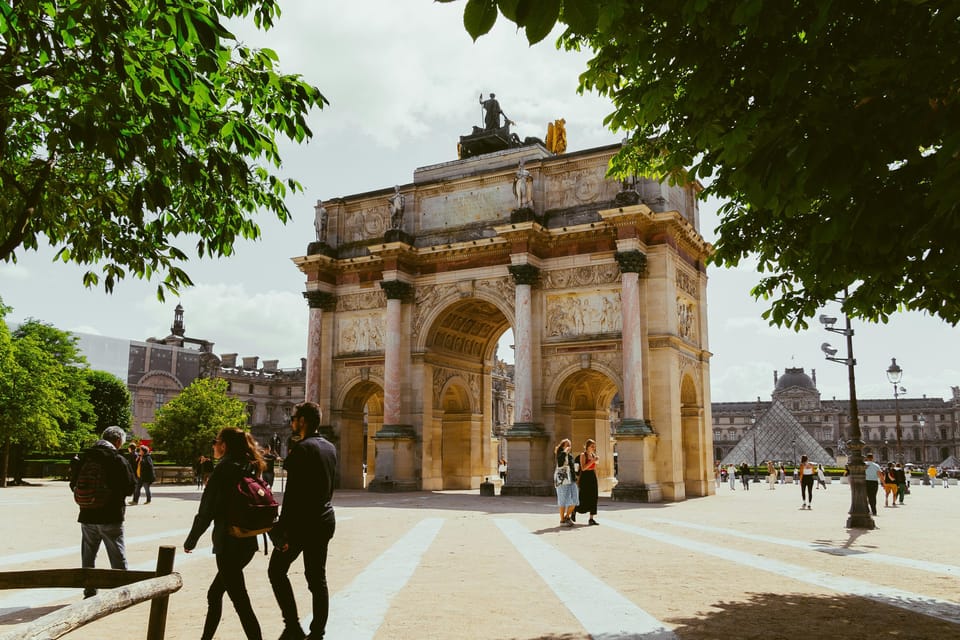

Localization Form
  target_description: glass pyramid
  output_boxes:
[720,400,837,466]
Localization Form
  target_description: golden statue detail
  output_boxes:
[545,118,567,154]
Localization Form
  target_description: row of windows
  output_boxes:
[225,381,295,396]
[714,413,951,425]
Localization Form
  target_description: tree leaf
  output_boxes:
[523,0,560,44]
[464,0,498,41]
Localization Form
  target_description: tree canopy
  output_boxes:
[448,0,960,327]
[0,0,326,298]
[85,369,133,433]
[147,377,248,464]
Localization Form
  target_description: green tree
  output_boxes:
[0,302,68,486]
[1,0,326,297]
[147,377,247,464]
[449,0,960,327]
[84,369,133,433]
[12,319,96,452]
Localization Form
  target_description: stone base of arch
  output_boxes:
[499,423,554,496]
[367,425,419,492]
[610,431,663,503]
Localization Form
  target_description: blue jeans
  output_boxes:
[133,481,152,503]
[80,522,127,597]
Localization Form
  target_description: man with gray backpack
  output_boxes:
[69,425,136,598]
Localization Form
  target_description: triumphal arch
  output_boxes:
[294,118,714,502]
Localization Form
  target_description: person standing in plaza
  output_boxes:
[575,439,601,526]
[816,463,827,490]
[883,463,899,507]
[797,455,816,509]
[726,463,737,490]
[132,444,155,504]
[269,401,338,640]
[766,460,777,489]
[554,438,579,526]
[739,461,751,490]
[184,428,265,640]
[894,463,907,504]
[70,426,136,598]
[864,454,881,516]
[927,465,937,487]
[262,444,278,489]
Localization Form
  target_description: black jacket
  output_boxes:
[137,452,156,484]
[184,455,258,554]
[274,433,336,545]
[71,440,136,525]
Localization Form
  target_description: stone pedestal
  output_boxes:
[611,427,662,503]
[368,425,419,492]
[500,423,553,496]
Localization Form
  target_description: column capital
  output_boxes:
[508,264,540,286]
[380,280,414,301]
[615,250,647,274]
[303,290,336,311]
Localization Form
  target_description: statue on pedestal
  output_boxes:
[513,159,533,210]
[314,203,328,243]
[389,186,405,230]
[480,92,510,130]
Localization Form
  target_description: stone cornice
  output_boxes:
[615,250,647,274]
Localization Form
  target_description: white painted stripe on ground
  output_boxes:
[308,517,445,639]
[606,519,960,625]
[651,517,960,577]
[0,528,191,568]
[495,518,676,639]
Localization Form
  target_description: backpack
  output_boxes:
[227,470,279,538]
[73,456,111,510]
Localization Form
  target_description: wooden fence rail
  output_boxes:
[0,546,181,640]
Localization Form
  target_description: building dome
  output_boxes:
[775,367,816,392]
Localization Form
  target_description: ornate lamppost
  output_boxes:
[820,304,875,529]
[886,358,905,464]
[919,414,926,466]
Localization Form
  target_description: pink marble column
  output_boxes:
[302,291,335,404]
[508,264,539,426]
[615,250,649,430]
[620,270,643,420]
[383,296,402,425]
[380,281,413,427]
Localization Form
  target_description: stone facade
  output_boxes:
[295,142,714,501]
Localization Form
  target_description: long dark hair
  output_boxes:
[217,427,265,474]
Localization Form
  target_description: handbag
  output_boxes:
[554,464,571,487]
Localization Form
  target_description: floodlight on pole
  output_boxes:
[819,290,874,530]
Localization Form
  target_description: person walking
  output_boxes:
[70,426,136,598]
[816,464,827,490]
[262,444,277,489]
[575,439,601,526]
[268,402,338,640]
[714,463,721,489]
[883,463,899,507]
[894,463,907,504]
[184,428,265,640]
[553,438,579,527]
[798,455,816,509]
[132,445,155,504]
[498,458,508,484]
[727,463,737,490]
[766,460,777,490]
[927,465,937,487]
[739,462,751,490]
[864,454,881,516]
[941,468,950,488]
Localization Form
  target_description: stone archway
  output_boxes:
[338,380,384,489]
[680,373,710,496]
[551,368,619,491]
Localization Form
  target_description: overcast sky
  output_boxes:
[2,1,958,404]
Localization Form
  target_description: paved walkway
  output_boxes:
[0,479,958,639]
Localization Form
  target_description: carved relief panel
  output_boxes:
[546,292,622,338]
[337,313,385,354]
[676,297,698,344]
[341,205,388,243]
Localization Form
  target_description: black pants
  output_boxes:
[269,522,335,638]
[801,475,814,503]
[865,480,879,515]
[202,542,262,640]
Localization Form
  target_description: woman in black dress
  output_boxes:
[575,439,600,525]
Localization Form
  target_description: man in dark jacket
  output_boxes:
[70,425,136,598]
[132,445,156,504]
[268,401,337,640]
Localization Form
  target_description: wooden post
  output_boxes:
[146,545,176,640]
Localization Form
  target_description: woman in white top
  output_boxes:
[798,455,816,509]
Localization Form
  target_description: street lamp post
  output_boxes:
[920,415,926,466]
[886,358,905,464]
[820,303,876,530]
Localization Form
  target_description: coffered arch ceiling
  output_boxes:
[425,298,510,360]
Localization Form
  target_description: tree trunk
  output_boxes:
[1,439,9,488]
